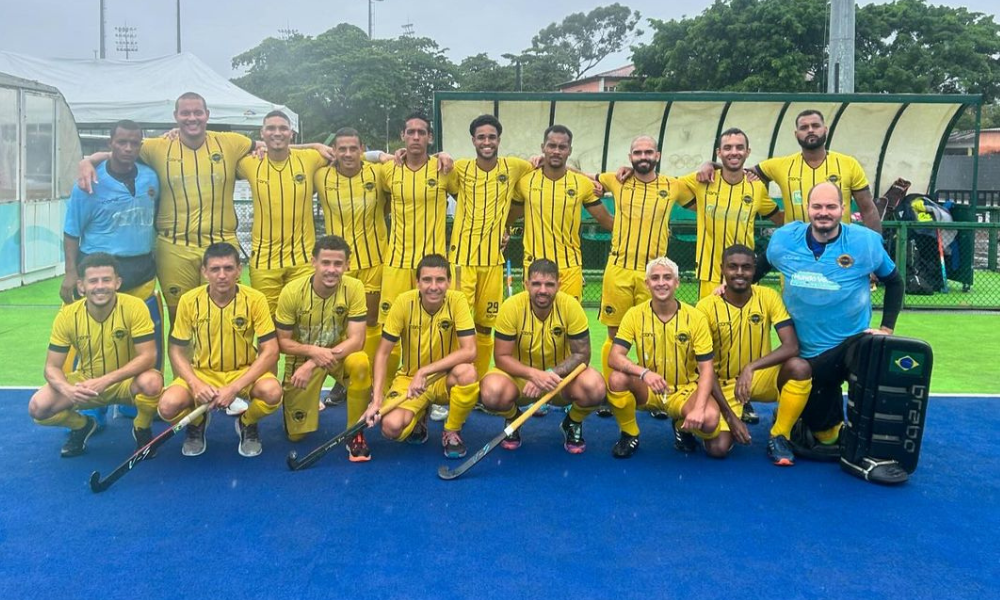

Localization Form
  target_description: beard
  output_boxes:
[798,132,827,151]
[632,159,655,174]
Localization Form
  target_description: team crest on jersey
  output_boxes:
[168,285,181,297]
[210,153,222,162]
[233,316,248,329]
[294,174,306,183]
[743,195,753,205]
[292,410,306,423]
[837,254,854,268]
[113,328,127,340]
[567,189,577,197]
[498,174,509,183]
[603,305,615,315]
[364,182,376,191]
[439,320,452,332]
[388,390,400,399]
[676,332,689,343]
[659,190,668,198]
[749,314,762,325]
[335,305,346,315]
[551,326,564,337]
[450,244,457,252]
[427,178,437,188]
[381,301,391,312]
[828,175,840,184]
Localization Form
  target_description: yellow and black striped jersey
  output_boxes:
[169,284,275,372]
[140,132,252,247]
[315,163,389,271]
[447,157,534,267]
[757,150,868,224]
[274,274,367,373]
[695,285,792,382]
[49,294,155,379]
[380,158,453,269]
[382,289,475,378]
[598,172,687,271]
[513,170,598,268]
[614,300,714,391]
[494,291,589,371]
[237,149,328,270]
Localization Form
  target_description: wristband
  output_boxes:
[639,368,650,381]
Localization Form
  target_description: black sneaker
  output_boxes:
[612,432,640,459]
[60,416,98,458]
[596,403,613,418]
[788,420,840,462]
[767,435,795,466]
[236,417,262,457]
[347,432,371,462]
[132,427,157,459]
[323,382,347,408]
[649,408,670,420]
[182,411,210,457]
[441,429,467,459]
[406,412,429,445]
[560,415,586,454]
[672,419,697,453]
[742,402,760,424]
[501,411,522,450]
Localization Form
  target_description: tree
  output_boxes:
[530,3,643,80]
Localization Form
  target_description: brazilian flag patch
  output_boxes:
[889,351,924,376]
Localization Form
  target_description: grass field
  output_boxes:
[2,276,997,393]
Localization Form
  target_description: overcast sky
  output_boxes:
[2,0,997,79]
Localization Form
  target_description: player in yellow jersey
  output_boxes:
[678,128,783,299]
[275,236,372,461]
[363,255,479,458]
[159,243,282,458]
[509,125,614,302]
[447,115,535,378]
[479,259,607,454]
[29,254,162,457]
[606,257,732,459]
[315,127,391,362]
[696,245,813,465]
[237,111,329,314]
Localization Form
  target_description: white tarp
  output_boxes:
[0,51,298,131]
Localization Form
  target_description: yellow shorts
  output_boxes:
[599,263,649,326]
[281,355,364,437]
[453,264,502,328]
[523,264,583,302]
[249,263,314,314]
[386,374,450,415]
[643,381,720,440]
[156,237,221,308]
[122,279,157,301]
[65,371,137,409]
[714,366,779,432]
[166,367,278,398]
[698,280,723,300]
[379,265,417,323]
[346,265,383,294]
[485,368,573,407]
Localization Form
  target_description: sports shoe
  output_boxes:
[347,432,371,462]
[560,415,586,454]
[181,411,210,457]
[649,408,669,420]
[407,412,429,444]
[612,432,640,459]
[500,411,522,450]
[672,419,697,453]
[596,403,613,418]
[236,417,262,457]
[60,416,98,458]
[441,429,467,459]
[323,382,347,408]
[767,435,795,466]
[788,420,840,462]
[532,403,549,417]
[429,403,449,422]
[132,427,157,459]
[742,402,760,424]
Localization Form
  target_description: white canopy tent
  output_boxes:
[0,51,298,131]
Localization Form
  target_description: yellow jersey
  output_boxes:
[494,290,589,371]
[448,157,534,267]
[614,300,714,391]
[513,169,599,268]
[757,150,869,223]
[315,163,389,271]
[696,285,792,382]
[382,289,475,377]
[237,149,328,270]
[49,294,155,379]
[380,158,453,269]
[140,132,253,247]
[170,284,275,372]
[598,172,686,271]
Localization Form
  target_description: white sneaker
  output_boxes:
[226,397,249,416]
[429,404,449,422]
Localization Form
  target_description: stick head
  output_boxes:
[286,451,300,471]
[89,471,106,494]
[437,465,460,480]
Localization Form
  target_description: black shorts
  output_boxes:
[802,333,868,432]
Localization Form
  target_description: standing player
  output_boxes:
[363,255,480,458]
[158,243,282,458]
[509,125,614,302]
[237,111,329,314]
[275,236,372,461]
[679,128,782,299]
[478,259,606,454]
[606,257,724,458]
[696,245,812,465]
[29,254,162,457]
[448,115,535,379]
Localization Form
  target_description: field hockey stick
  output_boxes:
[936,228,949,293]
[438,363,586,481]
[286,372,444,471]
[505,259,513,298]
[89,403,211,493]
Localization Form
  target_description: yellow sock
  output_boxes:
[815,422,842,444]
[444,381,479,432]
[600,338,613,382]
[242,397,280,426]
[607,389,639,436]
[770,378,812,438]
[35,409,87,429]
[474,333,493,379]
[344,352,372,426]
[499,404,519,419]
[133,392,161,429]
[568,403,596,423]
[364,325,381,362]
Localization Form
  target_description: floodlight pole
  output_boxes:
[176,0,182,53]
[827,0,855,93]
[99,0,106,59]
[368,0,385,39]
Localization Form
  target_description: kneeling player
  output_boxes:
[159,243,282,458]
[696,245,812,465]
[363,254,479,458]
[275,236,371,460]
[606,257,723,458]
[29,253,162,457]
[479,259,606,454]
